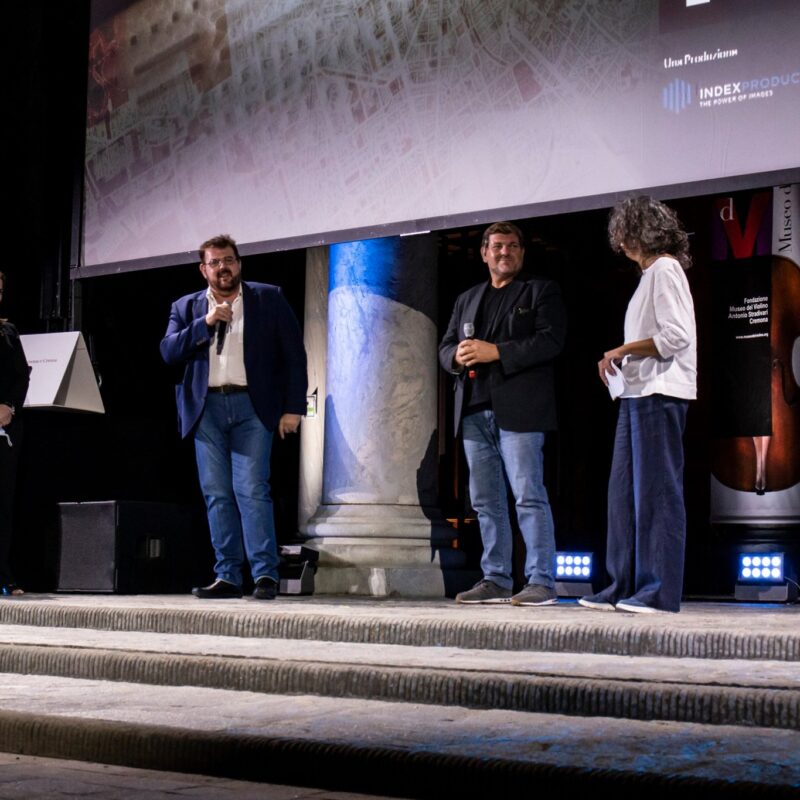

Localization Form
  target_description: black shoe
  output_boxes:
[192,579,243,599]
[253,576,278,600]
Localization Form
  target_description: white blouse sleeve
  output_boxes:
[651,262,695,359]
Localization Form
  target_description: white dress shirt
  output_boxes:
[207,288,247,388]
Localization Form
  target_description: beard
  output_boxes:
[209,269,242,297]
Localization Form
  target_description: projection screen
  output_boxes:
[80,0,800,275]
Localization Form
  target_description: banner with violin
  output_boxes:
[710,183,800,525]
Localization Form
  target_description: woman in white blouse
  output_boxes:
[580,196,697,614]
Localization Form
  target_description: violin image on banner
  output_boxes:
[712,254,800,495]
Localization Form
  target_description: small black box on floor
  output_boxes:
[278,545,318,595]
[734,582,797,603]
[58,501,195,593]
[555,580,593,598]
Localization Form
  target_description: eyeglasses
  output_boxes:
[203,256,239,269]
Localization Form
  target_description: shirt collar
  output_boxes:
[205,286,242,305]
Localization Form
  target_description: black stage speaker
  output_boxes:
[58,501,195,593]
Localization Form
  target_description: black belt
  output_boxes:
[208,384,248,394]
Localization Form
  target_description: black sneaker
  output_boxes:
[253,576,278,600]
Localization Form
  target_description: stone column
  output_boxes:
[302,235,451,596]
[297,246,328,531]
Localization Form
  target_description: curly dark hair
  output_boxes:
[608,196,691,269]
[198,234,240,263]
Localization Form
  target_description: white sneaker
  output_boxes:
[616,599,664,614]
[578,597,615,612]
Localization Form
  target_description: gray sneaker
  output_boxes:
[455,579,512,604]
[510,583,558,606]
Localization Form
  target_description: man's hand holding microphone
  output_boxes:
[455,322,499,377]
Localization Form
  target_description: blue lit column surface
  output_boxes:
[302,235,448,596]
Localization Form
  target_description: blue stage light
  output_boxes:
[737,552,784,584]
[555,552,593,580]
[554,551,593,598]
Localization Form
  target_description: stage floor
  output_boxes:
[0,594,796,797]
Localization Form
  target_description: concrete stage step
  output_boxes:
[0,595,796,798]
[0,594,797,658]
[0,624,796,729]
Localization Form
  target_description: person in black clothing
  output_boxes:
[0,271,30,596]
[439,222,566,606]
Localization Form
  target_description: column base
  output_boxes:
[303,503,451,539]
[301,505,469,598]
[300,535,445,597]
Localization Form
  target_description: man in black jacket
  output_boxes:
[439,222,566,605]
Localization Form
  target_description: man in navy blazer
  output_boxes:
[439,222,565,606]
[161,234,307,600]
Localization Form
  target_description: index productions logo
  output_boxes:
[662,78,693,113]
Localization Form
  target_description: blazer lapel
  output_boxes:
[240,281,254,363]
[192,292,208,322]
[462,283,488,337]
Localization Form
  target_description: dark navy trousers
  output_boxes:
[598,395,689,612]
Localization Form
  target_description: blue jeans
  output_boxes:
[594,395,688,612]
[462,410,555,590]
[194,392,278,586]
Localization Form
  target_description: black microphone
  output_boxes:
[462,322,476,379]
[215,301,231,355]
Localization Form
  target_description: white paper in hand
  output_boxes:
[605,362,625,400]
